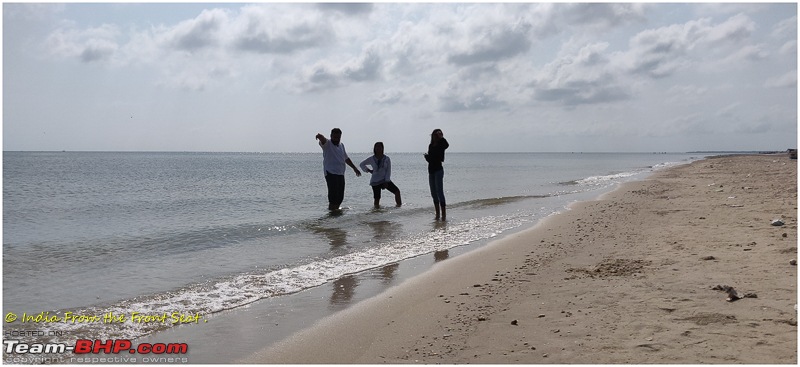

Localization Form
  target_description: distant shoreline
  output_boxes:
[3,150,791,154]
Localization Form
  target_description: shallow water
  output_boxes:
[3,151,702,357]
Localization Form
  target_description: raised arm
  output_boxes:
[315,133,327,146]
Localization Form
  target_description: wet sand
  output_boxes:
[244,154,797,364]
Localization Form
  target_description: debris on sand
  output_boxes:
[712,285,757,302]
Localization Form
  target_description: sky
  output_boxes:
[2,2,798,153]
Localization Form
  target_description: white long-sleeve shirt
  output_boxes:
[359,155,392,186]
[319,140,349,175]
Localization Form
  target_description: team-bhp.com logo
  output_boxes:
[75,339,188,354]
[5,339,188,354]
[4,339,189,364]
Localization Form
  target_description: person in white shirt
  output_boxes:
[316,128,361,211]
[359,142,402,207]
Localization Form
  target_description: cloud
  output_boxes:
[369,83,434,107]
[771,15,797,39]
[434,65,515,112]
[162,8,229,52]
[734,121,771,134]
[297,63,340,92]
[45,4,340,67]
[704,13,755,46]
[447,22,533,66]
[623,14,757,79]
[664,84,709,105]
[656,113,714,136]
[779,40,797,55]
[439,3,646,67]
[526,13,760,107]
[438,90,505,112]
[715,102,741,119]
[158,70,208,91]
[372,88,405,105]
[157,63,236,91]
[765,70,797,88]
[343,51,382,81]
[232,5,333,54]
[732,44,768,61]
[34,1,792,118]
[534,84,629,107]
[559,3,646,29]
[316,3,373,16]
[5,3,66,21]
[5,3,797,153]
[291,49,383,93]
[80,39,118,62]
[46,23,121,63]
[379,17,448,77]
[531,42,630,106]
[624,19,706,78]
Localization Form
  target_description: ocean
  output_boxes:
[2,151,704,363]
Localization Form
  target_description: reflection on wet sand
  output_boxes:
[322,214,453,309]
[328,262,400,309]
[321,218,407,309]
[330,275,358,306]
[378,263,399,284]
[431,219,449,262]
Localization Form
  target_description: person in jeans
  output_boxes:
[316,128,361,211]
[424,129,449,220]
[359,142,402,207]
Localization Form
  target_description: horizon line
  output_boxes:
[3,150,791,155]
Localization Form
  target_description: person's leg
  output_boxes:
[325,172,336,210]
[372,185,381,207]
[329,174,345,210]
[429,173,440,219]
[336,175,346,209]
[435,170,446,220]
[434,169,445,206]
[386,181,401,207]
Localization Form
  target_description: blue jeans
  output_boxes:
[428,169,445,206]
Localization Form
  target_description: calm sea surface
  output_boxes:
[2,151,703,360]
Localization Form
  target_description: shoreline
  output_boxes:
[243,154,797,364]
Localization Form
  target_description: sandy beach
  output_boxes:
[244,154,797,364]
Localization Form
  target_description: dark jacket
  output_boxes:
[425,138,449,174]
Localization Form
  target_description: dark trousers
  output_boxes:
[325,172,345,210]
[371,181,400,199]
